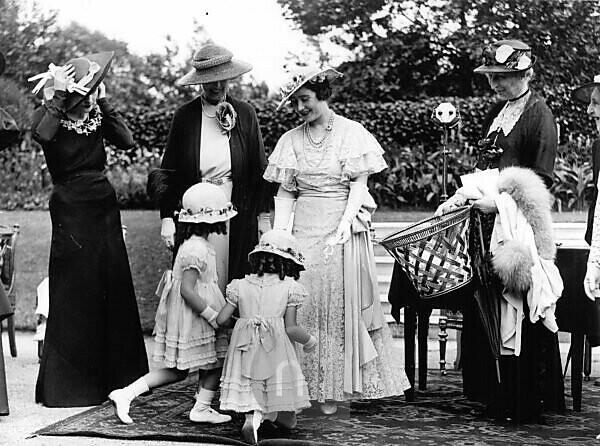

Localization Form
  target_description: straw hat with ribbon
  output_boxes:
[28,51,114,111]
[177,44,252,86]
[277,65,342,110]
[248,229,305,269]
[572,75,600,104]
[178,182,237,224]
[474,39,535,74]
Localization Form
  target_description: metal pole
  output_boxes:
[440,126,449,203]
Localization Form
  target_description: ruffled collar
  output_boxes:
[60,104,102,135]
[486,90,531,138]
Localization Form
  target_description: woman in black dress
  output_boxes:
[31,51,148,407]
[439,39,564,422]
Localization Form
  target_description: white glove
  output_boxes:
[273,196,296,230]
[200,306,219,329]
[303,335,317,352]
[333,182,367,245]
[434,192,468,217]
[161,217,175,250]
[584,262,600,300]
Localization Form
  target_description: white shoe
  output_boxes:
[189,406,232,424]
[108,389,134,424]
[320,403,338,415]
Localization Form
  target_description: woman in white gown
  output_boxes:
[264,67,410,413]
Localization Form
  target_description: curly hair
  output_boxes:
[174,221,227,248]
[303,78,332,101]
[249,251,302,280]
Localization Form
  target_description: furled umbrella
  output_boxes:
[472,211,502,383]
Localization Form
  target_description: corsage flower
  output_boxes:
[215,102,237,134]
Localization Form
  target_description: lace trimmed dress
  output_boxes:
[219,274,311,413]
[264,114,410,402]
[153,235,228,370]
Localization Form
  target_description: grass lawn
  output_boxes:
[1,208,587,332]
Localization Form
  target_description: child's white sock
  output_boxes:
[126,377,150,399]
[194,388,215,410]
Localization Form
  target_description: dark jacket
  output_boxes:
[158,95,268,281]
[585,139,600,244]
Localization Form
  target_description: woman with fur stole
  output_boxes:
[438,40,565,422]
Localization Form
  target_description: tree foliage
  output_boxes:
[277,0,600,101]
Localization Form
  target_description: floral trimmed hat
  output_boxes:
[572,75,600,104]
[474,40,535,74]
[178,182,237,224]
[248,229,305,269]
[276,65,342,110]
[28,51,114,110]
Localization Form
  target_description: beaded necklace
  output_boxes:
[302,112,335,168]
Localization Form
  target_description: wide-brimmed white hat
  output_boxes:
[178,183,237,224]
[177,44,252,86]
[248,229,305,268]
[276,65,342,110]
[572,75,600,104]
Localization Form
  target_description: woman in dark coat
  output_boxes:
[0,49,16,416]
[151,44,268,291]
[31,51,148,407]
[439,39,564,423]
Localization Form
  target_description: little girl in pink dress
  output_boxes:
[217,229,316,444]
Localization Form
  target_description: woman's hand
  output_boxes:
[333,219,352,245]
[161,217,175,250]
[584,262,600,300]
[97,82,106,99]
[472,196,497,214]
[53,64,75,91]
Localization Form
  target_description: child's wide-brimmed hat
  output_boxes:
[28,51,114,110]
[178,182,237,224]
[572,75,600,104]
[474,40,535,74]
[277,65,342,110]
[248,229,305,269]
[177,44,252,86]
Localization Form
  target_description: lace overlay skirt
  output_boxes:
[293,193,409,402]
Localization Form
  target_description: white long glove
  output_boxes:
[273,196,296,231]
[161,217,175,249]
[333,182,368,245]
[584,262,600,300]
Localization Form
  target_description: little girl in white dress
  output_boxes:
[109,182,236,424]
[216,229,316,444]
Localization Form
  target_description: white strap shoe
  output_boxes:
[108,389,134,424]
[189,406,232,424]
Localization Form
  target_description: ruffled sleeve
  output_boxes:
[339,120,387,183]
[225,279,241,307]
[178,240,208,275]
[263,130,299,192]
[287,279,308,307]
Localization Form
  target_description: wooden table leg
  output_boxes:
[584,337,592,382]
[571,332,584,412]
[418,307,432,391]
[404,306,416,402]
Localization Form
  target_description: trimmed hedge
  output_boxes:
[0,95,596,211]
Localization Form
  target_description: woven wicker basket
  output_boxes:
[380,206,472,299]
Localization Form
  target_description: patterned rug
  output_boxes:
[34,370,600,445]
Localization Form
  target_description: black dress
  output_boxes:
[32,91,148,407]
[461,90,565,421]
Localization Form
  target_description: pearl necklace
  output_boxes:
[302,113,335,168]
[201,97,218,118]
[304,112,335,149]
